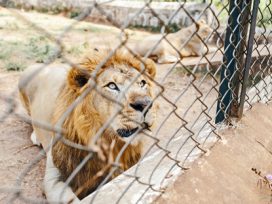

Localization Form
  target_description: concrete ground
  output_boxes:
[156,103,272,204]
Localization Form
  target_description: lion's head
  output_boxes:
[66,50,157,145]
[196,19,213,40]
[51,50,158,199]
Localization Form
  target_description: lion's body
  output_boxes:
[19,64,70,149]
[18,51,157,202]
[134,20,213,63]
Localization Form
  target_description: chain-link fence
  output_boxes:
[0,0,271,203]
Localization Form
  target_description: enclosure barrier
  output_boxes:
[0,0,271,203]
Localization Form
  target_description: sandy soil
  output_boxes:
[156,103,272,204]
[0,71,45,203]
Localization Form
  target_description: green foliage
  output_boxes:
[257,1,272,28]
[5,61,26,71]
[66,42,89,56]
[4,21,19,30]
[0,44,11,60]
[175,65,220,79]
[37,7,49,13]
[0,36,57,70]
[26,36,57,63]
[68,10,81,19]
[75,25,105,33]
[129,25,160,33]
[165,23,180,33]
[129,23,180,33]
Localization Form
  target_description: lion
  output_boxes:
[134,19,214,64]
[18,50,158,202]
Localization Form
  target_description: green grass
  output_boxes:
[174,64,221,80]
[4,21,19,30]
[0,9,112,71]
[0,35,59,71]
[129,23,180,33]
[257,1,272,28]
[66,43,89,56]
[0,41,25,71]
[26,36,58,63]
[0,45,11,60]
[0,30,101,71]
[74,25,106,33]
[5,61,26,71]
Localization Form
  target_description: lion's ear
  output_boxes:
[197,19,206,25]
[68,67,90,90]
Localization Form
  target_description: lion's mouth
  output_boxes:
[116,123,151,138]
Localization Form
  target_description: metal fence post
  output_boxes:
[238,0,260,117]
[230,0,252,118]
[215,0,251,124]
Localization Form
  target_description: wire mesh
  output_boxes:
[245,0,272,106]
[0,0,271,203]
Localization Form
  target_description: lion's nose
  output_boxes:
[130,98,152,113]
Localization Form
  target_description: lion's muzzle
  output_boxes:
[129,96,153,116]
[117,97,153,138]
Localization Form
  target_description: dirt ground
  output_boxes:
[156,103,272,204]
[0,70,45,203]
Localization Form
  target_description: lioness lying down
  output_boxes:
[18,50,158,202]
[134,19,214,63]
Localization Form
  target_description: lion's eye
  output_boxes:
[106,82,120,91]
[139,80,147,88]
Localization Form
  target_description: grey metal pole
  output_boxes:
[238,0,260,117]
[215,0,248,124]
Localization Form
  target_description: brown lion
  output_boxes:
[134,19,214,63]
[18,50,158,202]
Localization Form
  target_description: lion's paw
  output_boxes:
[158,55,179,64]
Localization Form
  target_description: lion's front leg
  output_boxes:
[44,149,80,204]
[196,44,217,56]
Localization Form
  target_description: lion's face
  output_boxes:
[68,51,158,145]
[93,64,156,143]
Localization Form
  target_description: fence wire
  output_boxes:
[0,0,271,203]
